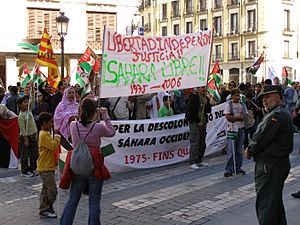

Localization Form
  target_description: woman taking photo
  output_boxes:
[59,98,115,225]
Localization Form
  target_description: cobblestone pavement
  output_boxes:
[0,134,300,225]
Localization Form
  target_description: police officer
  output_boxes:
[245,85,293,225]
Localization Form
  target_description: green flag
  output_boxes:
[19,63,31,88]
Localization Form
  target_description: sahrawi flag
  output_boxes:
[207,61,221,102]
[282,67,292,86]
[31,63,44,85]
[36,28,61,88]
[209,61,222,87]
[76,47,100,88]
[207,77,221,102]
[248,52,264,75]
[19,63,31,88]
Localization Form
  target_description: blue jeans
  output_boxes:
[225,129,245,173]
[60,175,104,225]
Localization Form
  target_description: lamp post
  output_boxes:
[56,12,69,80]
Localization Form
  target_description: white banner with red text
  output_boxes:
[102,103,227,172]
[100,28,212,98]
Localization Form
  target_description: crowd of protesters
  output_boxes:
[0,75,299,224]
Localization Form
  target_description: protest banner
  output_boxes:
[100,28,212,98]
[102,103,227,172]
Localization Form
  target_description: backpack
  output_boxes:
[70,122,96,175]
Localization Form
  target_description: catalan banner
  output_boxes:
[36,28,61,88]
[100,28,212,98]
[101,103,227,172]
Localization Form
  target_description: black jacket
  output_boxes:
[186,92,212,123]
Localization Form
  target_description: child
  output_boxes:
[17,83,39,177]
[37,112,61,218]
[158,95,174,117]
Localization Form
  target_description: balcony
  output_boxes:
[227,28,239,36]
[171,10,180,19]
[144,23,151,32]
[283,27,293,36]
[184,7,194,16]
[244,25,257,33]
[227,31,239,36]
[213,31,223,38]
[228,53,240,61]
[161,15,168,22]
[245,53,256,60]
[227,0,239,6]
[145,0,151,7]
[245,0,257,5]
[212,54,223,62]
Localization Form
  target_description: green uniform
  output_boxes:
[248,106,293,225]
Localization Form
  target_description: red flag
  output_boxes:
[282,67,288,77]
[0,118,19,158]
[210,60,220,74]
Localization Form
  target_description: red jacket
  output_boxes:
[59,147,111,189]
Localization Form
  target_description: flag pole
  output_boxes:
[0,77,5,89]
[199,29,214,122]
[97,25,107,109]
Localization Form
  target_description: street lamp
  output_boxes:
[56,12,69,79]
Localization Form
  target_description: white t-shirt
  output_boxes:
[224,101,246,131]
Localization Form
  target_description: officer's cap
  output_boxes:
[258,85,282,99]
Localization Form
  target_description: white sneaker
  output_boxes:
[39,210,57,218]
[22,172,35,178]
[198,162,209,166]
[29,171,39,177]
[190,164,200,169]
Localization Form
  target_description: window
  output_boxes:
[162,26,168,36]
[185,0,193,14]
[200,19,207,31]
[162,3,167,20]
[284,9,290,31]
[141,16,144,27]
[230,13,238,33]
[230,43,239,60]
[247,10,256,31]
[87,12,117,50]
[215,0,222,8]
[200,0,207,11]
[27,8,59,40]
[173,24,179,35]
[213,16,222,34]
[186,21,193,33]
[248,41,256,58]
[215,44,222,61]
[171,1,179,18]
[230,0,239,5]
[284,40,289,58]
